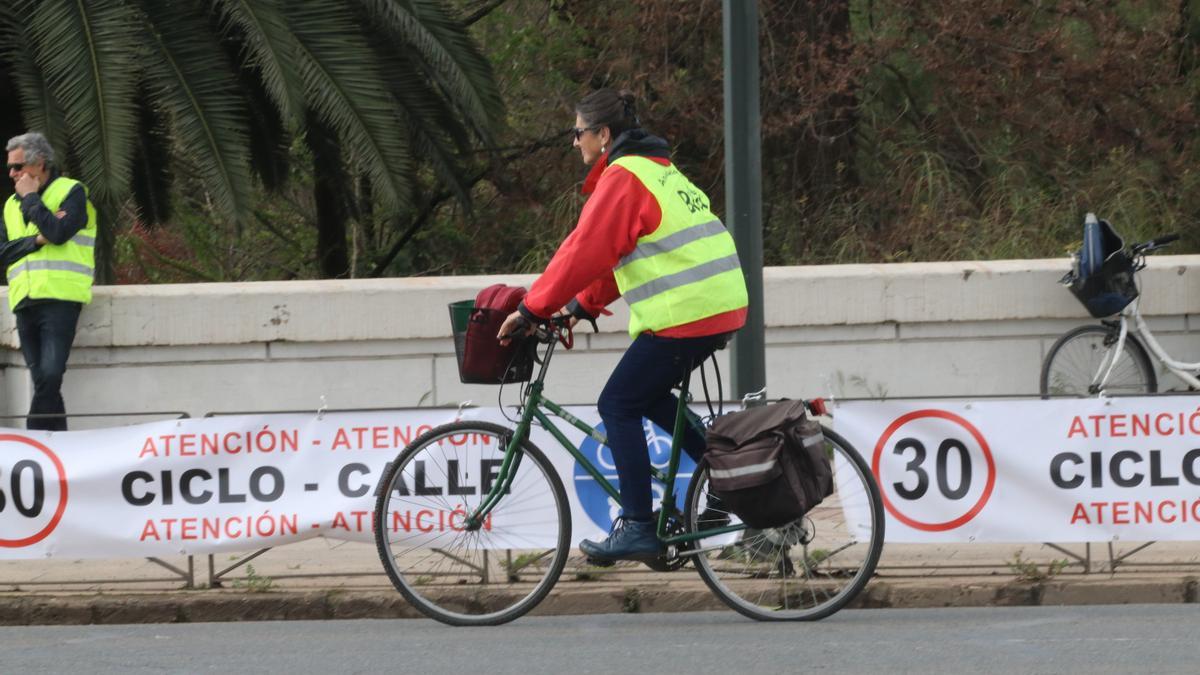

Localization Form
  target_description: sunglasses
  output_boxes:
[7,163,25,171]
[572,125,600,140]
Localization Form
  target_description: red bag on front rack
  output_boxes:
[449,284,536,384]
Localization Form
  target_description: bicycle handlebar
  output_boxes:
[533,315,573,342]
[1132,233,1180,255]
[498,314,573,339]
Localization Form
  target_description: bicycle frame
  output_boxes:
[465,333,743,547]
[1097,298,1200,391]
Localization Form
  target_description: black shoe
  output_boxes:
[579,517,662,562]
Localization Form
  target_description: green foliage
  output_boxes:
[573,566,601,582]
[829,0,1200,262]
[802,547,833,575]
[138,0,253,226]
[429,0,1200,272]
[500,551,545,582]
[1008,549,1071,582]
[231,564,275,593]
[115,138,320,282]
[1,0,504,282]
[17,1,1200,282]
[25,0,141,208]
[621,587,642,613]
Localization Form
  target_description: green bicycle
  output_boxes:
[373,318,885,626]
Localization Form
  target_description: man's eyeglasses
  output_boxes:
[572,126,600,140]
[7,163,25,171]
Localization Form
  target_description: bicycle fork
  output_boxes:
[465,421,531,532]
[1093,318,1130,394]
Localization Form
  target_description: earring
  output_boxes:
[601,145,606,154]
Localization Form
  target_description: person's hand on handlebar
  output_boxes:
[552,308,579,329]
[497,311,536,346]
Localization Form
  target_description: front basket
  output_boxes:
[1067,250,1139,318]
[449,300,534,384]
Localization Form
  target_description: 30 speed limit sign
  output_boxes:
[871,409,996,531]
[0,434,69,547]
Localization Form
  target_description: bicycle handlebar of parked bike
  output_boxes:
[1133,233,1180,254]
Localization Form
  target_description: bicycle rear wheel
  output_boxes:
[1040,324,1156,396]
[685,426,884,621]
[374,421,571,626]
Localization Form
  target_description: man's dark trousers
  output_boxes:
[15,300,81,431]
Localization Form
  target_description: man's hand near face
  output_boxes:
[15,173,40,197]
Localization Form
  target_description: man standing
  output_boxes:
[3,132,96,431]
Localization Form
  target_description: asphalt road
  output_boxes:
[2,605,1196,674]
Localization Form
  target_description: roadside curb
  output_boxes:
[1,575,1195,626]
[858,575,1198,609]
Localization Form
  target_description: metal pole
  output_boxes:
[723,0,766,398]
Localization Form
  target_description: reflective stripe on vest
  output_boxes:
[616,218,728,269]
[7,259,95,281]
[622,253,741,305]
[608,156,748,336]
[4,176,97,310]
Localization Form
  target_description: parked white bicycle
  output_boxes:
[1040,216,1197,396]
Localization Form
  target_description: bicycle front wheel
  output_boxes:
[685,426,884,621]
[373,421,571,626]
[1040,324,1156,397]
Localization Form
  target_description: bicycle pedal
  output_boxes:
[584,555,616,568]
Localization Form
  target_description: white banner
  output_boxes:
[0,407,699,559]
[4,396,1198,558]
[832,396,1200,543]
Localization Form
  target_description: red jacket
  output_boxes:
[522,150,746,338]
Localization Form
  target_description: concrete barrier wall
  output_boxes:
[1,256,1197,429]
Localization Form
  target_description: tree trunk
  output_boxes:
[306,113,351,279]
[0,64,23,206]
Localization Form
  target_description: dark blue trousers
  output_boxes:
[597,332,727,521]
[15,301,81,431]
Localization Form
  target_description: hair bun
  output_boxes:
[618,90,637,119]
[575,87,641,133]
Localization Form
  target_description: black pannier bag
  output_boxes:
[703,399,833,529]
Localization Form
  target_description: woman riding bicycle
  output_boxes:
[497,88,749,562]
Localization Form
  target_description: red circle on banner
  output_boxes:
[0,434,69,547]
[871,409,995,532]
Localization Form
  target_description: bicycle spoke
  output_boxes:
[1042,325,1155,396]
[688,426,883,621]
[375,423,571,626]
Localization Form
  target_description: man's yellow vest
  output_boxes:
[3,176,96,310]
[608,156,748,337]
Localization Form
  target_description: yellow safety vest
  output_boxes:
[4,176,96,310]
[608,156,748,336]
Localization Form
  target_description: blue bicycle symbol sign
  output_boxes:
[574,419,696,531]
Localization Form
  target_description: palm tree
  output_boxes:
[0,0,502,281]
